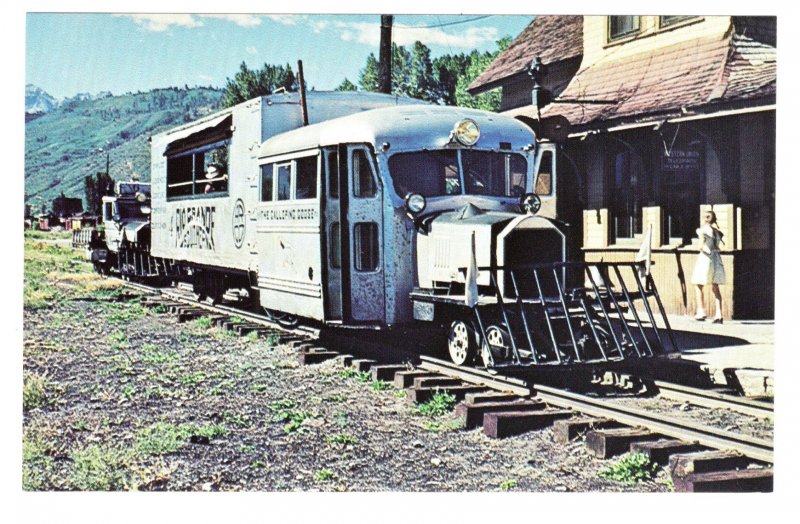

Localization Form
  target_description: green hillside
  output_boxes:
[25,87,224,207]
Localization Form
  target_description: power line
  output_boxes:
[395,15,493,30]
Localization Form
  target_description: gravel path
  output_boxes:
[23,293,671,492]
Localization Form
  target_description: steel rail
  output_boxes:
[653,381,773,420]
[534,384,773,463]
[120,280,319,338]
[418,356,773,463]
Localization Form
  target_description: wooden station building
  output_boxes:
[469,15,776,319]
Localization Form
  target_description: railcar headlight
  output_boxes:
[453,119,480,146]
[405,193,427,216]
[519,193,541,215]
[135,192,147,203]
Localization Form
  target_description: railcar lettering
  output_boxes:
[260,207,318,221]
[172,206,216,250]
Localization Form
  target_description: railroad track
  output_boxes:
[419,356,773,464]
[652,380,773,420]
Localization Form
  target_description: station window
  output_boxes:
[166,140,229,199]
[659,15,695,28]
[608,16,640,41]
[353,149,377,198]
[295,156,318,199]
[354,222,379,272]
[260,164,274,201]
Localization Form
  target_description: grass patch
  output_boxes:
[370,380,392,391]
[135,422,227,456]
[422,418,464,432]
[414,390,457,418]
[265,334,280,346]
[223,411,252,428]
[193,316,213,330]
[339,369,371,382]
[314,468,335,481]
[499,479,518,491]
[23,371,57,411]
[269,399,315,434]
[141,344,178,365]
[22,430,55,490]
[326,433,358,447]
[69,444,134,491]
[179,371,207,385]
[599,453,660,484]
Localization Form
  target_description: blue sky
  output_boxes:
[26,12,533,99]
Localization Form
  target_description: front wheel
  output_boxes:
[447,319,478,366]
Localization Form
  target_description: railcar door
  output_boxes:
[323,144,385,324]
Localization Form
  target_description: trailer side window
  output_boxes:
[295,156,318,200]
[330,222,341,269]
[276,164,292,201]
[326,149,339,199]
[260,164,274,201]
[353,149,376,198]
[166,140,230,199]
[535,151,553,196]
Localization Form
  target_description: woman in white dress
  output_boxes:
[691,210,726,323]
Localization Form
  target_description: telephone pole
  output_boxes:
[378,15,393,94]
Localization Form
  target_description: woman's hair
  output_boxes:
[705,210,718,225]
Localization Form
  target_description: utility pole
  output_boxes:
[378,15,393,94]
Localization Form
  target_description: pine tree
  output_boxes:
[335,78,358,91]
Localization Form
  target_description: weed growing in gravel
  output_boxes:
[179,371,207,385]
[370,380,392,391]
[265,334,281,346]
[394,389,408,400]
[322,393,348,403]
[422,418,464,433]
[499,479,518,491]
[136,422,227,456]
[314,468,335,481]
[121,384,137,401]
[105,302,147,324]
[108,331,128,350]
[339,369,371,382]
[151,303,169,314]
[599,453,660,484]
[194,316,213,330]
[326,434,358,447]
[414,390,457,417]
[22,430,55,490]
[223,411,253,428]
[69,444,134,490]
[141,344,178,365]
[23,371,56,411]
[269,400,314,434]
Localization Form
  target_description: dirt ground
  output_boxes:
[22,291,678,492]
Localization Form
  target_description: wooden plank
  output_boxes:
[393,370,438,389]
[413,377,463,390]
[630,439,706,465]
[298,350,339,365]
[585,427,660,459]
[371,365,410,382]
[673,468,773,493]
[669,450,753,477]
[484,410,573,438]
[464,392,523,405]
[552,417,622,445]
[350,359,377,372]
[455,400,545,429]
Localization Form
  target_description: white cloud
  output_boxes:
[311,20,330,33]
[327,21,498,48]
[117,14,203,32]
[264,15,306,26]
[200,14,262,27]
[245,46,258,55]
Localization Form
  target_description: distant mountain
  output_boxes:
[25,84,59,114]
[25,86,224,206]
[26,84,115,116]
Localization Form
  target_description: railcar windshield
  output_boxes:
[115,201,149,220]
[389,150,528,199]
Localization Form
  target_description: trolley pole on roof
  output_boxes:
[378,15,393,94]
[297,60,309,126]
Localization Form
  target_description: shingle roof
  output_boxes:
[504,20,776,129]
[468,16,583,93]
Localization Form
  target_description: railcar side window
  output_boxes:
[354,222,379,272]
[330,223,341,269]
[353,150,376,198]
[535,151,553,196]
[166,140,229,199]
[277,164,292,201]
[326,150,339,199]
[260,164,274,201]
[295,156,318,200]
